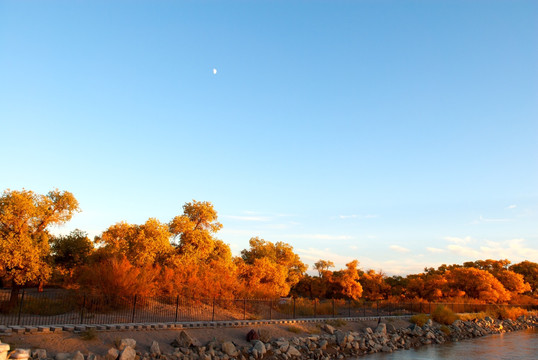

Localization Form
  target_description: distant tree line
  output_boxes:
[1,189,537,307]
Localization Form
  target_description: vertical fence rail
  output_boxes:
[2,290,537,326]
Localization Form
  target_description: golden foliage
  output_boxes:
[0,189,79,288]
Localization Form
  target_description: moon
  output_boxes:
[213,68,217,75]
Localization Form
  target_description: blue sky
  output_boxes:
[1,0,537,275]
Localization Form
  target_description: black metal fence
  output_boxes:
[0,289,536,326]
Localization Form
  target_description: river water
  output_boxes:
[358,328,538,360]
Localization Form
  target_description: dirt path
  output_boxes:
[2,318,411,356]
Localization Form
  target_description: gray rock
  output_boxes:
[171,331,200,348]
[11,350,31,360]
[105,348,119,360]
[32,350,47,359]
[386,323,396,333]
[118,339,136,351]
[252,341,266,358]
[426,319,433,326]
[322,324,336,335]
[119,347,136,360]
[375,323,386,335]
[286,346,301,357]
[72,351,84,360]
[318,340,328,350]
[150,341,160,356]
[87,353,99,360]
[334,331,347,346]
[221,342,237,357]
[364,327,373,334]
[55,353,71,360]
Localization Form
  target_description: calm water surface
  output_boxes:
[358,328,537,360]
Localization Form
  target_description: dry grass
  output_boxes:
[458,312,487,321]
[409,313,429,327]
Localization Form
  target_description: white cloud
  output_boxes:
[426,247,445,253]
[507,205,517,209]
[390,245,410,253]
[472,215,510,224]
[297,247,356,272]
[444,236,473,244]
[444,238,538,262]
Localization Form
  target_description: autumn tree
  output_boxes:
[359,269,392,300]
[50,229,93,281]
[510,261,538,294]
[445,267,510,303]
[464,259,531,296]
[314,260,335,277]
[325,260,363,300]
[241,237,307,289]
[96,218,173,267]
[169,200,223,261]
[0,189,79,303]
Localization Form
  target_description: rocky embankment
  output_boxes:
[5,316,538,360]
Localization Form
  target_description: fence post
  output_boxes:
[348,299,351,317]
[314,299,317,318]
[212,298,215,322]
[243,299,246,320]
[269,300,272,320]
[376,300,379,316]
[131,295,137,323]
[174,296,179,322]
[429,302,431,314]
[17,289,25,326]
[332,299,335,318]
[293,297,296,319]
[80,294,86,324]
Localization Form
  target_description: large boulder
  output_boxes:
[334,330,348,347]
[32,350,47,359]
[118,347,136,360]
[118,339,136,351]
[375,323,387,335]
[72,351,84,360]
[221,342,238,357]
[246,329,259,342]
[252,341,266,358]
[171,331,200,348]
[150,341,161,356]
[287,346,301,357]
[322,324,336,335]
[105,348,119,360]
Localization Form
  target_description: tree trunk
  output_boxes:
[38,280,44,292]
[9,281,20,309]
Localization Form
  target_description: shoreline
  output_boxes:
[1,316,537,360]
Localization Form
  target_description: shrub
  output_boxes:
[286,325,302,333]
[458,312,487,321]
[488,306,528,320]
[431,305,459,325]
[440,325,451,335]
[410,313,429,327]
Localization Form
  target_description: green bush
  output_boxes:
[431,305,459,325]
[410,313,429,327]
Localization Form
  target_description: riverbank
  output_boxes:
[1,316,537,360]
